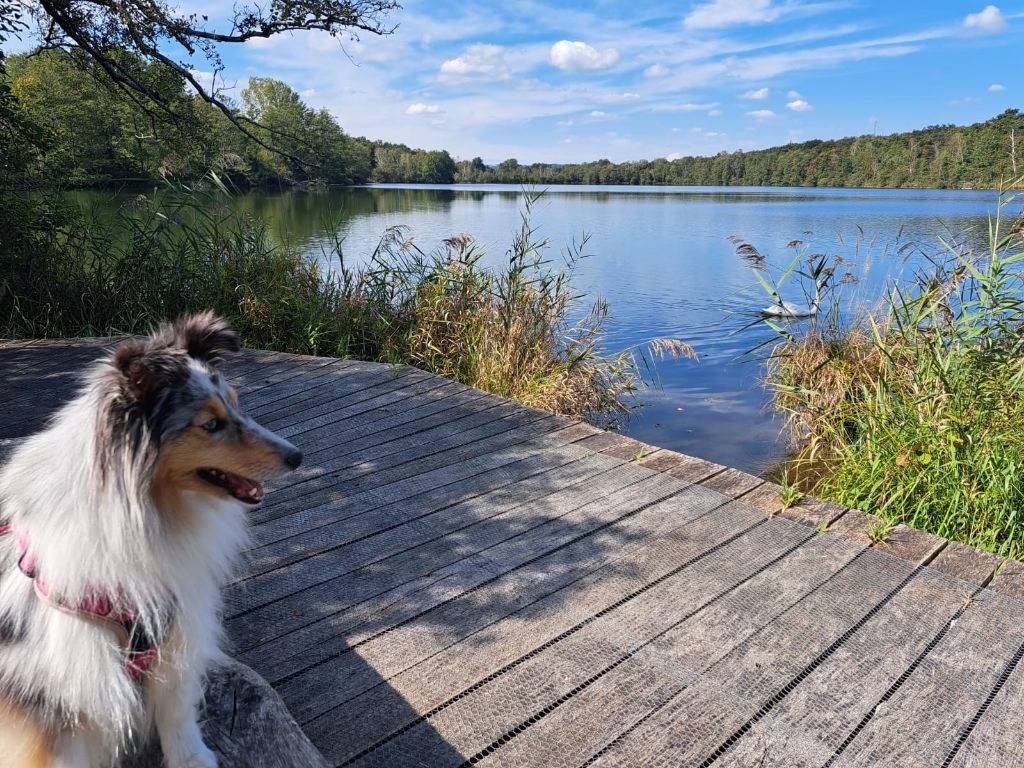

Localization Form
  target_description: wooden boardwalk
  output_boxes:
[3,339,1024,767]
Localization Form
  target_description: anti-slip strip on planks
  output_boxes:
[281,477,690,689]
[821,586,982,767]
[939,634,1024,768]
[336,518,807,767]
[693,564,926,768]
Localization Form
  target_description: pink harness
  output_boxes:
[0,518,168,680]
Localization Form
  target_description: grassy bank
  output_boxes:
[0,179,640,422]
[759,183,1024,558]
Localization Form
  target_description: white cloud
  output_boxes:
[787,90,802,99]
[708,109,723,117]
[746,109,777,119]
[645,63,671,78]
[588,110,617,120]
[787,98,813,111]
[405,102,443,115]
[964,5,1007,33]
[989,83,1006,92]
[439,44,510,82]
[685,0,784,29]
[549,40,620,72]
[667,152,685,160]
[742,87,770,100]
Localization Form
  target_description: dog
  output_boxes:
[0,313,302,767]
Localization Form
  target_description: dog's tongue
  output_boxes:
[226,474,264,503]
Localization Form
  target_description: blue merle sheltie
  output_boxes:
[0,313,302,767]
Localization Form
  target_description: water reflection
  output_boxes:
[68,184,1000,474]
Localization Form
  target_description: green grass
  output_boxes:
[0,178,642,423]
[753,181,1024,558]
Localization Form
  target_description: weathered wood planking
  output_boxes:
[2,339,1024,768]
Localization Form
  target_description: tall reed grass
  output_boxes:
[752,182,1024,557]
[0,180,641,422]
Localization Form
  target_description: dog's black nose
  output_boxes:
[284,448,303,469]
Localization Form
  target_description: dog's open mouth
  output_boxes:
[196,469,264,504]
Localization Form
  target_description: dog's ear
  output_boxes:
[170,312,240,366]
[112,340,187,405]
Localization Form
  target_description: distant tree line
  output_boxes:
[456,111,1024,190]
[2,47,456,188]
[4,45,1022,191]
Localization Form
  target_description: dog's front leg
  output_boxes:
[52,729,93,768]
[150,657,217,768]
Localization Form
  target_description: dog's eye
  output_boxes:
[201,418,225,433]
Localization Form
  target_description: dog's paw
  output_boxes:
[170,743,218,768]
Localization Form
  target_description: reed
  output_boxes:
[751,181,1024,557]
[0,180,640,422]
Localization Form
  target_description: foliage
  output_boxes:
[1,49,456,188]
[753,183,1024,557]
[457,111,1024,190]
[18,0,397,154]
[0,181,637,423]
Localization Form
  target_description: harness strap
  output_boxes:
[1,518,168,680]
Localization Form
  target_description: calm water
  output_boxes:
[76,184,1001,474]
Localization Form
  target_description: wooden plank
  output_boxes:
[664,453,725,484]
[404,520,816,768]
[253,407,561,520]
[875,524,947,567]
[238,441,597,565]
[928,540,1001,587]
[244,434,595,549]
[945,628,1024,768]
[257,374,453,429]
[738,481,785,518]
[586,546,914,767]
[277,480,731,727]
[826,508,883,547]
[251,478,729,697]
[720,567,974,766]
[322,502,793,766]
[700,468,763,499]
[548,422,604,443]
[284,387,491,460]
[989,558,1024,601]
[832,589,1024,768]
[241,359,387,412]
[229,460,669,653]
[222,449,622,613]
[780,495,850,530]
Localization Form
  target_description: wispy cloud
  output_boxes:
[989,83,1006,92]
[787,98,813,111]
[746,109,777,120]
[741,87,770,100]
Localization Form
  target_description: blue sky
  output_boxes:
[9,2,1024,163]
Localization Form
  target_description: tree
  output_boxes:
[9,0,397,158]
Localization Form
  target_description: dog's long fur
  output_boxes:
[0,313,301,767]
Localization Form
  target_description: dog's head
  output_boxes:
[103,312,302,507]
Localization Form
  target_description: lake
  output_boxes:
[75,184,1002,474]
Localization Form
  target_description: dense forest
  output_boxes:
[456,111,1024,189]
[2,48,456,188]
